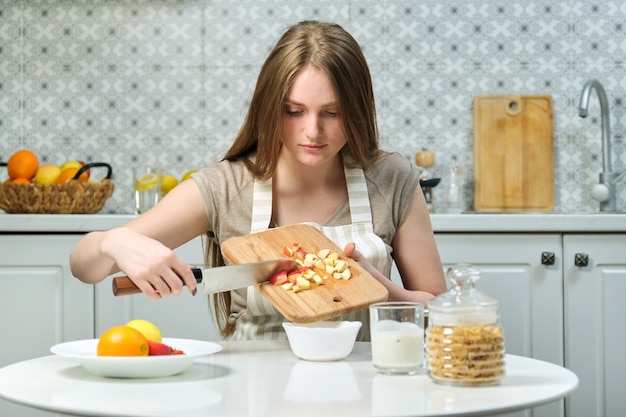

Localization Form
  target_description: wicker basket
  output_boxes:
[0,162,114,214]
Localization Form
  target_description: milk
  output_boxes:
[371,321,424,373]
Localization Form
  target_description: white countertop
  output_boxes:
[0,341,578,417]
[1,213,625,233]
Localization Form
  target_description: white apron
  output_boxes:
[233,166,390,341]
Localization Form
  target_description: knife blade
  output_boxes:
[112,259,299,297]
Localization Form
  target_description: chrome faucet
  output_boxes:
[578,79,624,212]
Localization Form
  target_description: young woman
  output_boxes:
[70,20,447,340]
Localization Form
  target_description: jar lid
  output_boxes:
[428,263,499,326]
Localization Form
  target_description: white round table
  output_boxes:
[0,341,578,417]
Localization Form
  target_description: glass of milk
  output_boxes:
[369,302,425,375]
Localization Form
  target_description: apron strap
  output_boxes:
[250,179,273,233]
[345,167,372,224]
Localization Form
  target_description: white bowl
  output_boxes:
[282,321,362,361]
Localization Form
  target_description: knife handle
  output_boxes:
[112,269,203,297]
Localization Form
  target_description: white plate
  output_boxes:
[50,338,222,378]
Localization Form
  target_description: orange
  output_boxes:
[97,325,149,357]
[7,149,39,180]
[10,178,31,184]
[56,167,88,184]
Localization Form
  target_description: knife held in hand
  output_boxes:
[112,259,300,296]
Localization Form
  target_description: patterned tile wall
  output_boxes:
[0,0,624,214]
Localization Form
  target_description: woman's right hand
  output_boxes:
[101,227,198,300]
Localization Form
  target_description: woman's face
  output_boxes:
[280,66,347,168]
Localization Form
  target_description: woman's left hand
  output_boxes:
[343,242,387,282]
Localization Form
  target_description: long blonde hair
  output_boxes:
[211,20,381,338]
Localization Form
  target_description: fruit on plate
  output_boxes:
[147,340,185,355]
[34,164,62,184]
[126,319,162,343]
[7,149,39,181]
[270,243,352,293]
[97,325,149,357]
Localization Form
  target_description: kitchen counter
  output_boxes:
[1,213,625,233]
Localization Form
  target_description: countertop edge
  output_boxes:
[0,213,625,233]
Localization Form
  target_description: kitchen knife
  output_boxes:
[112,259,299,296]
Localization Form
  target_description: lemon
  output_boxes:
[134,173,161,191]
[126,319,162,343]
[181,170,198,182]
[160,174,178,194]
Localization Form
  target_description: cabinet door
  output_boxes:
[95,237,220,341]
[0,234,92,417]
[434,233,564,417]
[564,234,626,417]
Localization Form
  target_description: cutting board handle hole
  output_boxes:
[332,296,343,303]
[506,100,523,115]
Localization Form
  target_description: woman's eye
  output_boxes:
[324,111,339,118]
[285,108,302,116]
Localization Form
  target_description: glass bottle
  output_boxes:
[426,263,505,386]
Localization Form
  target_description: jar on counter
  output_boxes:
[426,263,505,386]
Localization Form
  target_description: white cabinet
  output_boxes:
[0,235,92,417]
[434,232,626,417]
[564,234,626,417]
[434,233,564,417]
[94,237,221,341]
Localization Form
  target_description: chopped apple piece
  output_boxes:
[340,269,352,279]
[316,248,330,259]
[269,270,288,285]
[304,253,318,265]
[312,274,324,285]
[334,260,347,272]
[295,276,310,289]
[281,282,294,291]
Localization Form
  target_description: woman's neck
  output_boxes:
[274,153,345,190]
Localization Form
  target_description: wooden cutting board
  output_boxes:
[221,224,389,323]
[473,95,554,212]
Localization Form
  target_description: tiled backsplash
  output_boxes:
[1,0,624,214]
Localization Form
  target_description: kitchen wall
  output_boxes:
[1,0,624,214]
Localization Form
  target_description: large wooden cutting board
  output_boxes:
[221,224,389,323]
[473,95,554,212]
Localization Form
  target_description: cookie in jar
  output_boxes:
[426,263,505,386]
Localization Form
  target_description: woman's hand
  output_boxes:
[101,228,198,300]
[342,242,386,281]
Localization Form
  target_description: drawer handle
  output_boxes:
[541,251,555,265]
[574,253,589,267]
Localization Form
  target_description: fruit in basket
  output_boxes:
[56,166,88,183]
[7,149,39,181]
[34,164,61,184]
[59,160,81,172]
[126,319,162,343]
[58,160,91,179]
[9,178,31,184]
[97,325,149,357]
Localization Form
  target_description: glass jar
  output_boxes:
[426,263,505,386]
